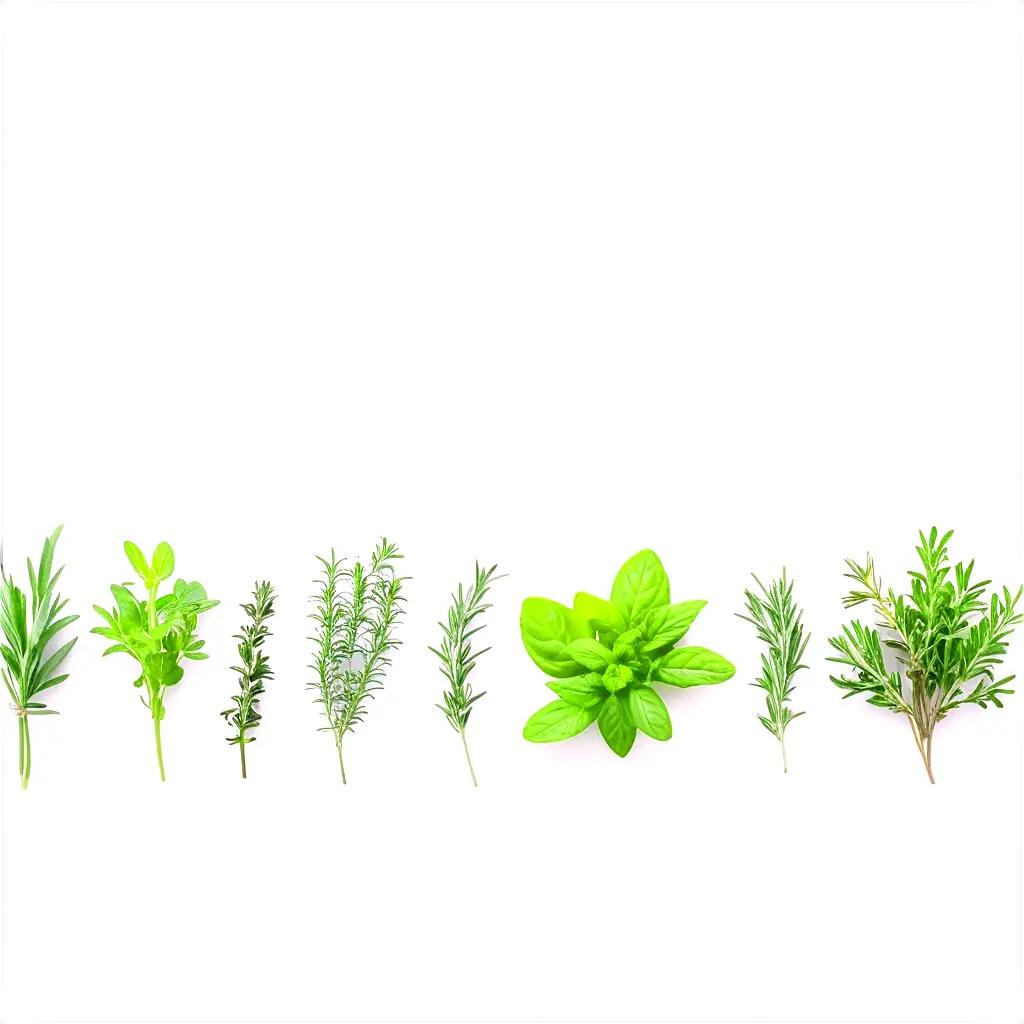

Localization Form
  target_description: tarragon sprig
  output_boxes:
[738,570,808,773]
[430,562,501,786]
[222,581,275,779]
[0,526,79,789]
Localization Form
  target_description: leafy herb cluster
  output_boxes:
[309,539,406,783]
[828,528,1022,783]
[93,541,218,780]
[430,562,501,786]
[223,581,276,779]
[1,526,79,789]
[522,550,735,757]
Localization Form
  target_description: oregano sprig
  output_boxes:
[0,525,79,789]
[222,581,275,779]
[828,527,1023,783]
[308,539,406,783]
[737,570,808,773]
[430,562,502,787]
[93,540,218,781]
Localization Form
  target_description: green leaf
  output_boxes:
[520,597,588,678]
[573,592,624,632]
[657,646,735,687]
[523,699,599,742]
[111,585,142,628]
[564,637,613,671]
[547,673,606,709]
[151,542,175,581]
[123,541,151,583]
[641,600,707,652]
[627,686,672,740]
[611,549,670,625]
[598,693,636,756]
[601,663,633,693]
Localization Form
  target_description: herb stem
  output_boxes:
[18,716,30,790]
[780,733,788,775]
[240,735,248,780]
[153,716,166,782]
[337,739,347,785]
[460,727,478,788]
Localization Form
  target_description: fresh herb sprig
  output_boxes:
[308,539,406,783]
[222,581,275,779]
[430,562,501,787]
[93,541,218,781]
[0,526,79,789]
[738,570,808,773]
[828,527,1023,783]
[521,549,735,757]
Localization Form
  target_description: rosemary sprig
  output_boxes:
[738,570,808,773]
[308,539,406,783]
[0,526,79,789]
[222,581,276,779]
[430,562,501,787]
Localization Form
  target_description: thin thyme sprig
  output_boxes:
[429,562,502,787]
[737,570,808,773]
[222,581,276,779]
[308,540,406,783]
[0,526,79,789]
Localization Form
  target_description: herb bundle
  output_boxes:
[222,581,276,779]
[522,549,735,757]
[1,526,79,789]
[308,539,406,783]
[93,541,218,780]
[738,570,808,772]
[430,562,501,787]
[828,527,1022,783]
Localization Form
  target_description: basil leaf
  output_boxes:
[564,637,613,671]
[547,673,606,709]
[598,693,636,757]
[573,591,624,632]
[640,600,707,653]
[123,540,152,585]
[151,542,175,581]
[611,549,670,625]
[627,686,672,740]
[520,597,588,678]
[523,699,599,742]
[657,646,735,687]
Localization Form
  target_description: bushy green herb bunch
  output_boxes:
[522,549,735,757]
[738,571,808,773]
[222,581,275,779]
[430,562,501,786]
[308,539,406,783]
[828,528,1022,783]
[1,526,79,789]
[93,541,218,781]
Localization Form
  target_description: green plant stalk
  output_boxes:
[459,727,478,788]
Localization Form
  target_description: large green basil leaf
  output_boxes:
[610,549,670,626]
[657,646,735,687]
[547,673,606,709]
[521,597,588,677]
[573,591,624,633]
[564,637,613,671]
[641,600,707,653]
[598,693,636,757]
[627,686,672,740]
[523,699,599,742]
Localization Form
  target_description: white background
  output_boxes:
[1,1,1021,1022]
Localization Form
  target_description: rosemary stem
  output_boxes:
[780,734,788,775]
[460,727,478,788]
[240,737,247,780]
[19,717,31,790]
[337,737,347,785]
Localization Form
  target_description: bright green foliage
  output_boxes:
[0,526,79,789]
[521,549,735,757]
[92,540,218,781]
[430,562,502,787]
[828,527,1023,783]
[738,571,808,773]
[222,581,275,779]
[308,539,406,784]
